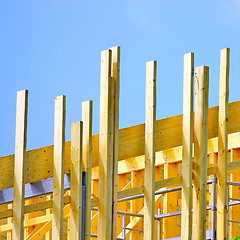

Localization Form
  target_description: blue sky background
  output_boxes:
[0,0,240,156]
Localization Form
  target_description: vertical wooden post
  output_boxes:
[163,163,178,239]
[52,95,66,240]
[118,174,128,236]
[70,121,83,240]
[98,49,114,240]
[130,170,144,240]
[111,46,120,240]
[82,100,93,240]
[7,203,13,240]
[144,60,157,240]
[45,195,52,240]
[181,52,194,240]
[229,149,240,238]
[192,66,209,240]
[217,48,230,240]
[12,90,28,240]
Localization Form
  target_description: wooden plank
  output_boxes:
[70,121,83,240]
[12,90,28,240]
[98,49,114,240]
[117,174,128,236]
[0,196,71,220]
[181,52,194,240]
[24,199,38,237]
[82,100,93,240]
[45,195,52,240]
[52,95,66,240]
[2,100,240,190]
[111,46,120,240]
[192,66,209,240]
[229,149,240,238]
[7,203,12,240]
[130,170,144,240]
[217,47,230,240]
[144,60,157,240]
[163,163,178,239]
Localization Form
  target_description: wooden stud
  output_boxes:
[163,163,178,239]
[181,52,194,240]
[111,46,120,240]
[7,203,13,240]
[117,174,128,236]
[217,48,230,240]
[12,90,28,240]
[45,195,52,240]
[70,121,83,240]
[24,199,38,237]
[229,149,240,238]
[144,60,157,240]
[52,95,66,240]
[82,100,93,240]
[192,66,209,240]
[98,49,114,240]
[130,170,144,240]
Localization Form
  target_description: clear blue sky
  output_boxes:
[1,0,240,156]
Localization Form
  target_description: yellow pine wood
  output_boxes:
[163,163,178,239]
[52,95,66,240]
[217,48,230,240]
[192,66,209,240]
[229,149,240,238]
[98,49,114,240]
[2,100,240,191]
[7,203,12,240]
[82,100,93,240]
[117,174,128,236]
[70,121,83,240]
[45,195,52,240]
[144,60,157,240]
[130,170,144,240]
[12,90,28,240]
[181,52,194,240]
[111,46,120,240]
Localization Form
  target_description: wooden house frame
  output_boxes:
[0,46,239,240]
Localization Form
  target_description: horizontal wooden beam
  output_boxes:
[1,101,240,191]
[92,132,240,179]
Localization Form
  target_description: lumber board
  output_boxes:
[144,60,157,240]
[181,52,194,240]
[70,121,83,240]
[111,46,120,240]
[163,163,178,239]
[229,149,240,238]
[192,66,209,240]
[217,48,230,240]
[82,100,93,240]
[98,49,114,240]
[12,90,28,240]
[52,95,66,240]
[1,100,240,190]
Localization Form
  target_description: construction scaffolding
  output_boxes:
[0,46,240,240]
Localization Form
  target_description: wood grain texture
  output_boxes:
[217,48,230,240]
[192,66,209,240]
[82,100,93,240]
[98,49,114,240]
[70,121,83,240]
[1,100,240,191]
[12,90,28,240]
[144,61,157,240]
[52,95,66,240]
[181,52,194,240]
